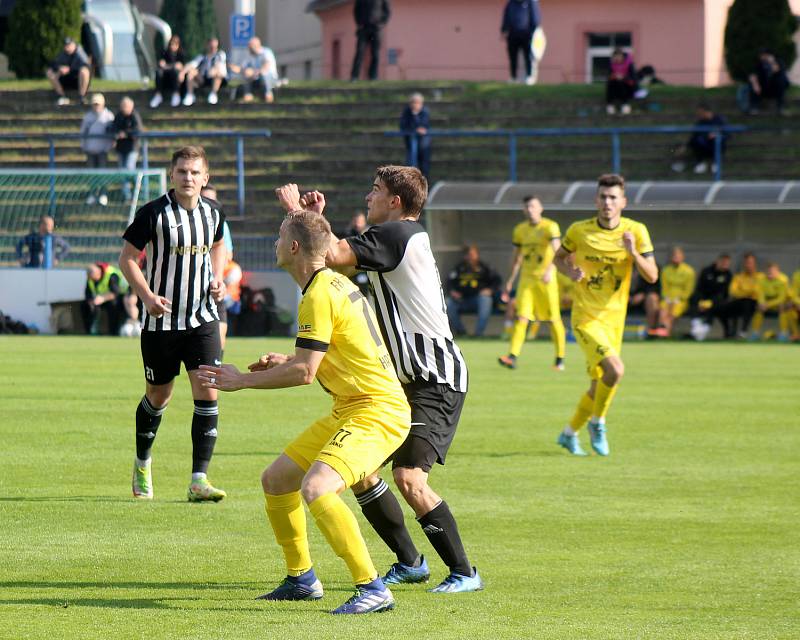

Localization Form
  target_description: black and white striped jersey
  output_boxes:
[123,189,225,331]
[346,219,468,392]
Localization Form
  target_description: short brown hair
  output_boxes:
[283,210,331,258]
[171,145,208,170]
[523,194,541,204]
[597,174,625,191]
[375,165,428,218]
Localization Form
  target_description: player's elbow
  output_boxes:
[297,363,316,386]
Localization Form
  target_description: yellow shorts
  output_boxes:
[660,298,689,318]
[516,278,560,322]
[284,400,410,488]
[573,318,623,379]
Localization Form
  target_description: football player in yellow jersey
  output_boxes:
[553,174,658,456]
[727,252,762,337]
[750,261,794,342]
[657,246,695,337]
[198,208,410,614]
[790,269,800,340]
[498,195,567,370]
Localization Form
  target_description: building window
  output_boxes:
[585,32,632,83]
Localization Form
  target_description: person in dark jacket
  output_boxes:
[112,97,144,202]
[689,254,733,340]
[350,0,391,81]
[150,34,187,108]
[399,92,431,179]
[748,50,791,114]
[501,0,541,84]
[671,104,728,175]
[46,37,91,106]
[16,215,70,268]
[446,245,501,337]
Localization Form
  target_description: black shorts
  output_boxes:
[140,321,221,385]
[202,76,227,89]
[391,380,466,472]
[60,71,81,90]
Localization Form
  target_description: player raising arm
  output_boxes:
[553,174,657,456]
[199,210,410,614]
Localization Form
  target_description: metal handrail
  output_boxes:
[0,130,271,216]
[388,124,749,182]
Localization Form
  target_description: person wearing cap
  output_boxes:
[46,37,91,106]
[80,93,115,206]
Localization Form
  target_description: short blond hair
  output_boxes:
[171,145,208,170]
[283,210,331,257]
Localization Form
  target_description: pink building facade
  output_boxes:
[310,0,800,86]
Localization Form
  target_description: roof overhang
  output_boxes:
[425,181,800,212]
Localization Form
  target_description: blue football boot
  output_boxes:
[587,420,610,456]
[331,580,394,614]
[256,570,324,601]
[382,555,430,585]
[557,432,588,456]
[429,567,484,593]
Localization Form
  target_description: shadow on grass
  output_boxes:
[0,496,133,503]
[214,451,282,458]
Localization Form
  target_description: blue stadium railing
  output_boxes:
[0,130,271,216]
[389,125,748,182]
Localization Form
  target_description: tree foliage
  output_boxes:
[4,0,83,79]
[158,0,218,58]
[724,0,798,82]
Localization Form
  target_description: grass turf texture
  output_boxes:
[1,335,797,639]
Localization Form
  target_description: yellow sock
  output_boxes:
[788,310,799,336]
[509,319,528,357]
[309,493,376,585]
[569,393,594,432]
[527,321,540,340]
[592,381,619,420]
[265,492,312,576]
[779,311,790,334]
[550,318,566,359]
[752,312,764,332]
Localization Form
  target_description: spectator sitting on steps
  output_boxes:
[149,34,187,109]
[748,50,791,115]
[606,48,637,115]
[671,103,728,175]
[46,37,91,107]
[183,37,228,106]
[228,37,278,104]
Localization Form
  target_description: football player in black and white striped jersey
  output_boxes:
[276,168,482,594]
[119,146,228,503]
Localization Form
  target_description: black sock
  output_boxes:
[355,479,420,566]
[418,501,471,576]
[191,400,218,474]
[136,396,165,460]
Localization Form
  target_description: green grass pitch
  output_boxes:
[1,336,797,639]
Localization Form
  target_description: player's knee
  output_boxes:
[606,359,625,384]
[146,389,171,408]
[300,475,328,504]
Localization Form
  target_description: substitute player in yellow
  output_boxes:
[498,195,567,370]
[657,246,695,337]
[198,209,410,614]
[750,262,794,342]
[553,174,658,456]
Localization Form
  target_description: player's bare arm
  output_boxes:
[541,237,561,284]
[623,231,658,283]
[119,240,171,317]
[502,246,523,302]
[209,239,227,302]
[554,245,585,282]
[198,347,324,391]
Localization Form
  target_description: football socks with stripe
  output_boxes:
[355,479,421,567]
[135,396,165,460]
[191,400,218,474]
[418,501,472,577]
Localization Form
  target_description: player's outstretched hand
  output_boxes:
[569,266,586,282]
[198,364,243,392]
[210,278,227,302]
[275,183,302,212]
[300,190,326,215]
[248,352,290,371]
[146,294,171,318]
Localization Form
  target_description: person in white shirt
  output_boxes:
[229,37,278,103]
[183,37,228,106]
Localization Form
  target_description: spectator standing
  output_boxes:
[16,215,70,268]
[112,97,144,203]
[350,0,391,81]
[689,253,733,340]
[229,37,278,103]
[400,93,431,179]
[671,103,728,175]
[725,252,761,337]
[606,48,637,115]
[82,262,129,335]
[80,93,115,207]
[184,37,228,106]
[150,34,187,108]
[501,0,541,85]
[750,262,793,341]
[748,50,790,115]
[656,246,695,337]
[446,245,501,337]
[46,37,91,106]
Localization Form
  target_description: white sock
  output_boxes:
[563,426,576,436]
[191,472,207,481]
[590,416,605,426]
[135,456,150,467]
